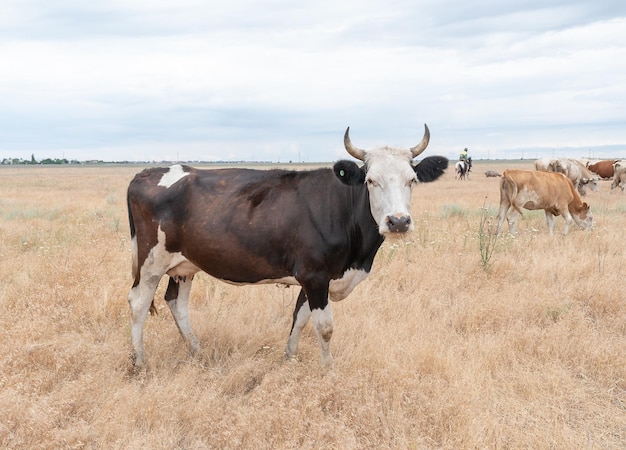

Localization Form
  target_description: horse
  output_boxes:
[455,157,472,180]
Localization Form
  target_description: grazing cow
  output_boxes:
[484,170,501,178]
[588,160,617,179]
[551,158,571,175]
[126,125,448,369]
[534,158,556,172]
[552,158,599,196]
[610,160,626,193]
[455,157,472,180]
[496,169,593,236]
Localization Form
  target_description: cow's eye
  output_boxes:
[407,177,418,187]
[366,178,379,187]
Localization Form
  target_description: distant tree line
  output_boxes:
[1,155,303,165]
[1,154,78,165]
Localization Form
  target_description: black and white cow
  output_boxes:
[126,125,448,369]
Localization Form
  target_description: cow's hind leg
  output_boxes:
[495,206,509,235]
[165,276,200,358]
[496,204,519,235]
[128,275,161,370]
[506,209,521,234]
[285,289,311,360]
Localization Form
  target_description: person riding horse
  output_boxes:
[455,148,472,180]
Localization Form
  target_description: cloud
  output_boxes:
[1,1,625,162]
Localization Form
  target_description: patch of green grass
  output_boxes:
[546,304,571,323]
[106,193,117,205]
[0,207,63,221]
[441,203,467,218]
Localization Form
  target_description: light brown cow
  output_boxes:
[588,160,618,179]
[610,161,626,193]
[496,169,593,236]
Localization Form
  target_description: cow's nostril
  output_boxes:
[387,215,411,232]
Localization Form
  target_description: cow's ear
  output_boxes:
[413,156,449,182]
[333,160,365,185]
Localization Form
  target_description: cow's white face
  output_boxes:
[364,149,418,234]
[337,124,443,235]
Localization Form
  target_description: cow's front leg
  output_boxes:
[561,212,572,235]
[302,278,334,367]
[311,303,334,367]
[285,289,311,360]
[545,212,557,236]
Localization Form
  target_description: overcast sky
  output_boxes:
[1,1,625,162]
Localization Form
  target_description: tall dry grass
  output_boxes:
[1,162,626,449]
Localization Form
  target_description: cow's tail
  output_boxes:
[127,187,139,281]
[127,183,157,316]
[501,174,524,215]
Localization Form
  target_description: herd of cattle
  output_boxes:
[487,158,626,193]
[495,157,626,237]
[533,157,626,195]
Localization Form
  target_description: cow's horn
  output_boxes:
[344,127,366,161]
[410,124,431,158]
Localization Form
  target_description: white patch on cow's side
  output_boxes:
[158,164,189,188]
[140,226,199,280]
[518,188,542,208]
[329,268,369,302]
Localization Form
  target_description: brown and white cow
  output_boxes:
[126,125,448,370]
[610,161,626,193]
[496,169,593,236]
[588,160,617,179]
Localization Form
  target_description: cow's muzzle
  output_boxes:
[386,214,411,233]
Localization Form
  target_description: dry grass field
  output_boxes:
[1,160,626,449]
